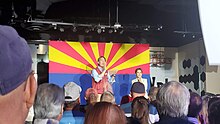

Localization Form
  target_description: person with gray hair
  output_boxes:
[155,81,192,124]
[34,83,65,124]
[100,91,116,104]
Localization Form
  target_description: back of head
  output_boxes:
[131,96,149,124]
[131,82,145,98]
[157,81,190,118]
[34,83,64,120]
[0,25,32,95]
[85,88,98,104]
[208,97,220,124]
[100,91,115,103]
[85,102,126,124]
[0,25,35,124]
[188,92,202,117]
[148,87,159,102]
[64,82,82,102]
[200,95,211,124]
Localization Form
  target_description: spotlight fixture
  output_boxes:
[97,28,102,34]
[183,34,186,37]
[144,27,149,31]
[72,27,77,32]
[59,27,64,32]
[192,35,195,38]
[114,22,122,28]
[52,23,57,30]
[119,29,124,34]
[108,29,113,34]
[85,29,90,33]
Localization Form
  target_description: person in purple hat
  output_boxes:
[0,25,37,124]
[120,82,146,116]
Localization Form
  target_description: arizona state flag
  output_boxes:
[49,41,150,104]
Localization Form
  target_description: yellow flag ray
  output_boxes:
[90,42,99,61]
[106,44,134,69]
[111,50,150,71]
[49,46,92,70]
[67,42,96,68]
[104,43,113,62]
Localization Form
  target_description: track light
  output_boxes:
[114,22,122,28]
[97,28,102,34]
[72,27,77,32]
[109,29,113,33]
[59,27,64,32]
[144,27,149,31]
[119,30,124,34]
[85,29,90,33]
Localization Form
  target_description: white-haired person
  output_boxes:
[0,25,37,124]
[34,83,65,124]
[155,81,193,124]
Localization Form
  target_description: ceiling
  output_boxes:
[0,0,203,47]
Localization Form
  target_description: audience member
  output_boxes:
[60,82,84,124]
[85,88,98,105]
[208,96,220,124]
[131,96,149,124]
[0,25,37,124]
[120,82,146,115]
[120,94,133,105]
[148,87,160,123]
[187,92,202,124]
[155,81,192,124]
[199,95,210,124]
[82,88,98,113]
[100,91,116,103]
[34,83,64,124]
[84,102,126,124]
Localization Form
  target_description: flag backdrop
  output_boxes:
[49,41,150,104]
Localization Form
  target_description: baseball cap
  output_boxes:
[64,82,82,102]
[0,25,32,95]
[131,82,145,93]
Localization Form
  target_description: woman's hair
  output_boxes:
[199,94,214,124]
[148,87,159,102]
[84,102,126,124]
[135,68,142,73]
[208,96,220,124]
[131,96,149,124]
